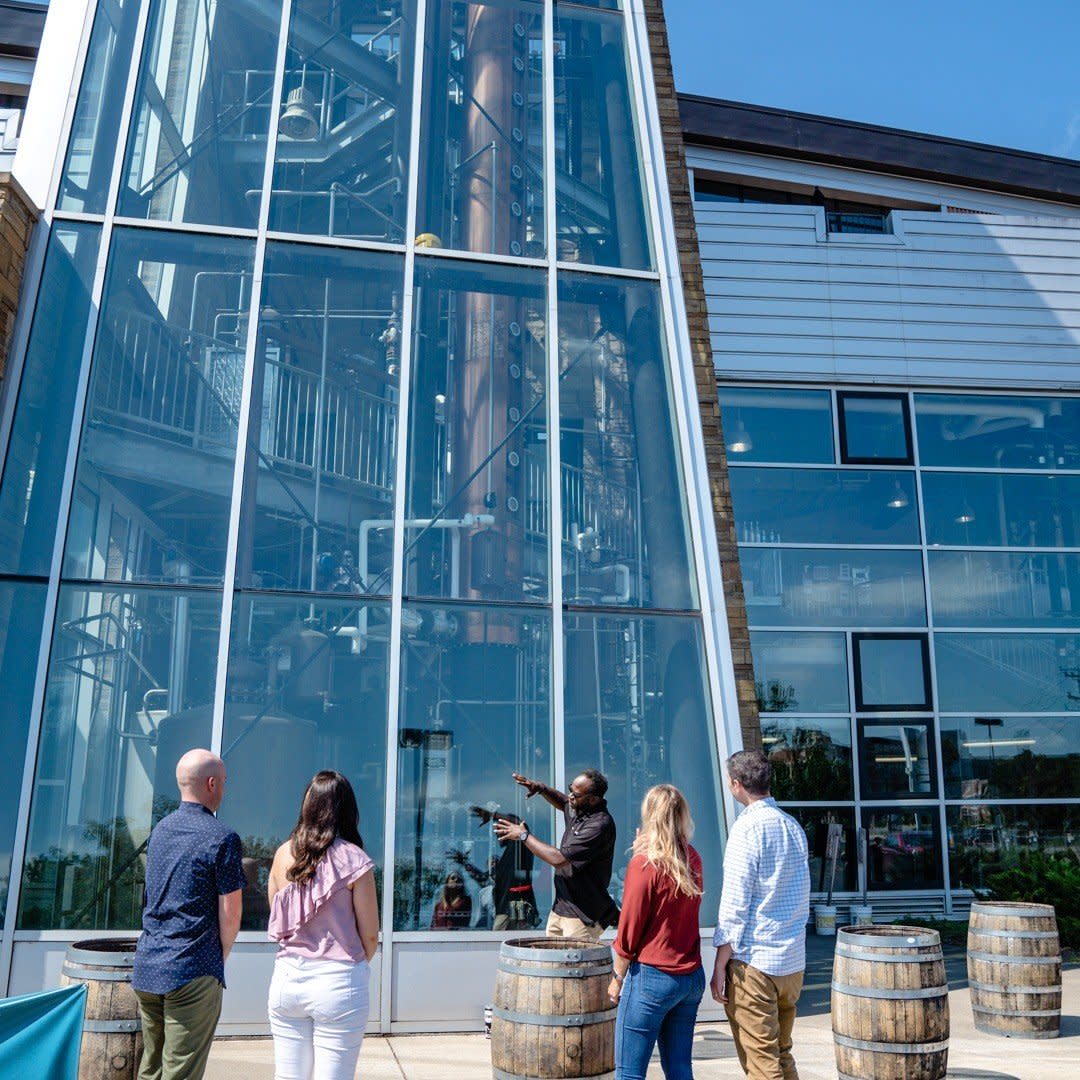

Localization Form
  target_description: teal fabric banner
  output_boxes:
[0,983,86,1078]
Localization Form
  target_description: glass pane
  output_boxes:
[786,807,856,893]
[394,602,553,930]
[564,611,725,919]
[63,228,255,585]
[941,716,1080,799]
[221,594,390,928]
[237,243,404,594]
[935,633,1080,713]
[718,387,833,464]
[0,224,100,576]
[58,0,142,213]
[416,0,544,257]
[18,585,221,930]
[741,548,926,628]
[839,393,910,462]
[762,717,853,801]
[559,273,696,610]
[268,0,417,241]
[859,720,935,798]
[750,631,849,713]
[922,472,1080,548]
[119,0,284,228]
[0,582,47,913]
[915,393,1080,470]
[929,551,1080,629]
[405,258,547,602]
[730,468,918,545]
[947,804,1080,892]
[863,807,942,890]
[854,635,929,710]
[553,3,652,270]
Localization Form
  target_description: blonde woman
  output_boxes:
[610,785,705,1080]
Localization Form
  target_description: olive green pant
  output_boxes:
[135,974,223,1080]
[723,959,804,1080]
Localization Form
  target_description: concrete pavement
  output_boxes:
[205,948,1079,1080]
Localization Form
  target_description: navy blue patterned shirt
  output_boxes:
[132,801,246,995]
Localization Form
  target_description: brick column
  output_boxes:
[0,173,38,381]
[640,0,761,751]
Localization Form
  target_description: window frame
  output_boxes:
[851,631,932,712]
[838,390,914,466]
[857,716,939,801]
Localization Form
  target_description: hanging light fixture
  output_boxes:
[887,481,909,509]
[279,86,319,141]
[954,500,976,525]
[727,416,753,455]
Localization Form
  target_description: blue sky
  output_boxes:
[666,1,1080,160]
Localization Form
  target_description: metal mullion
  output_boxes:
[944,797,1080,805]
[621,0,741,835]
[909,388,953,910]
[555,260,660,281]
[379,0,428,1033]
[543,0,565,811]
[844,631,863,896]
[207,0,294,760]
[415,245,548,272]
[0,0,157,993]
[109,215,259,240]
[264,229,406,256]
[920,464,1080,476]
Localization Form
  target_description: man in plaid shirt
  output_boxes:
[711,750,810,1080]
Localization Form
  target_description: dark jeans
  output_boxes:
[615,961,706,1080]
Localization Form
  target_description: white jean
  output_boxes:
[269,955,370,1080]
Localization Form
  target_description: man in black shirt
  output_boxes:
[494,769,619,941]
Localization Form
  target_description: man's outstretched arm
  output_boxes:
[512,773,568,811]
[494,818,569,870]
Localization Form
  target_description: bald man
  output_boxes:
[132,750,245,1080]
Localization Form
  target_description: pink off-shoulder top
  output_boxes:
[268,839,374,962]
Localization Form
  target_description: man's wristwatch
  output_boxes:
[519,827,530,843]
[612,971,624,985]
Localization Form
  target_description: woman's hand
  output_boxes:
[607,976,622,1004]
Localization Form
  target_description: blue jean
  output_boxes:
[615,961,706,1080]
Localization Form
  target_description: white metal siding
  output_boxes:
[698,202,1080,389]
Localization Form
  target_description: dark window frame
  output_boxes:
[851,631,932,712]
[860,805,944,889]
[857,716,939,801]
[838,391,914,465]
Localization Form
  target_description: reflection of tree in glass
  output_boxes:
[755,680,798,713]
[765,724,851,801]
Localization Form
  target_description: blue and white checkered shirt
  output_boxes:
[713,797,810,977]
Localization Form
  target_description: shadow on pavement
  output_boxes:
[944,1071,1021,1080]
[798,930,974,1018]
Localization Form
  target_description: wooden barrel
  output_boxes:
[832,925,949,1080]
[59,938,142,1080]
[967,901,1061,1039]
[491,937,614,1080]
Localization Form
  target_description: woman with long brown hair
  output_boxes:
[267,771,379,1079]
[610,784,705,1080]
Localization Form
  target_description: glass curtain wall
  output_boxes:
[721,385,1080,900]
[3,0,727,948]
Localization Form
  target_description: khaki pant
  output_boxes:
[723,959,803,1080]
[545,910,604,942]
[135,974,223,1080]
